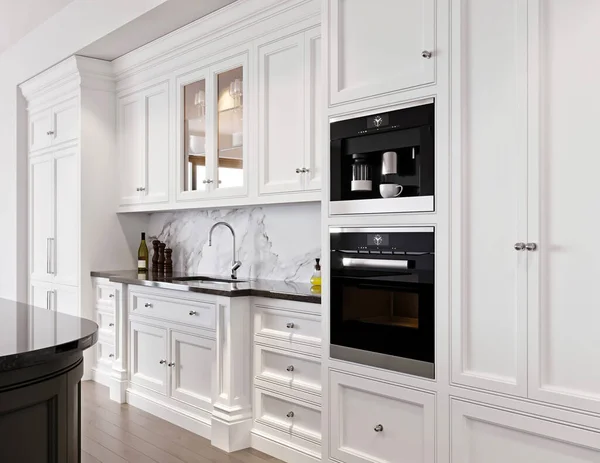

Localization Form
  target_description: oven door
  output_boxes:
[330,268,434,378]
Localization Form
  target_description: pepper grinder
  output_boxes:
[152,240,160,272]
[165,248,173,274]
[158,243,166,274]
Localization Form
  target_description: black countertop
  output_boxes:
[0,298,98,372]
[91,270,321,304]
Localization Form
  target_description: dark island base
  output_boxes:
[0,352,84,463]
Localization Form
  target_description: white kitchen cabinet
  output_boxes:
[451,399,600,462]
[28,109,52,152]
[117,81,170,206]
[170,330,215,412]
[257,27,322,196]
[53,284,79,317]
[29,153,54,283]
[30,279,53,311]
[327,0,435,106]
[451,0,529,397]
[28,97,78,153]
[130,320,169,395]
[329,370,435,463]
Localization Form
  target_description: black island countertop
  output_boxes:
[91,270,321,304]
[0,298,98,373]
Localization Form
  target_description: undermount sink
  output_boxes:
[171,276,247,284]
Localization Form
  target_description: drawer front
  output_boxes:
[97,342,115,367]
[255,344,321,398]
[255,387,321,443]
[254,306,321,349]
[330,370,435,463]
[97,311,115,341]
[95,282,116,311]
[130,290,216,331]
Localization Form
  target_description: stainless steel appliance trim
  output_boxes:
[330,226,434,234]
[329,195,434,215]
[331,344,435,379]
[329,97,435,124]
[342,258,409,270]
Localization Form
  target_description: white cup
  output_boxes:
[379,183,403,198]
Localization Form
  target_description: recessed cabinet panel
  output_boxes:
[451,0,528,396]
[304,30,322,191]
[170,330,214,412]
[528,0,600,414]
[118,95,143,205]
[258,35,305,194]
[29,109,52,152]
[144,84,170,204]
[329,0,435,105]
[54,148,78,286]
[51,99,78,146]
[451,399,600,463]
[29,155,54,283]
[130,321,168,395]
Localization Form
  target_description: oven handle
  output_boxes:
[341,258,410,270]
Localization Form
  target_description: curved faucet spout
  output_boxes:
[208,222,242,279]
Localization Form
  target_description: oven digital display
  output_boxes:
[367,234,389,247]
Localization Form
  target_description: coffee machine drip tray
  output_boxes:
[329,195,434,215]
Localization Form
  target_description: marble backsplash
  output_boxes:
[146,203,321,282]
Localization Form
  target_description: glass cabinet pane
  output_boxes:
[184,79,207,191]
[216,66,244,189]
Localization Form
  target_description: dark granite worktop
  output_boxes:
[91,270,321,304]
[0,298,98,372]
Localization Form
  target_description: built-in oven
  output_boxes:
[330,100,434,215]
[330,227,435,379]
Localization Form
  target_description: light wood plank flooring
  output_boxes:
[82,381,281,463]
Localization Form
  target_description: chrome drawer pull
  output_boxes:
[514,242,526,251]
[189,310,197,316]
[168,362,175,367]
[526,242,537,251]
[374,424,384,432]
[109,294,115,298]
[108,323,114,327]
[286,411,294,418]
[421,50,432,59]
[109,354,114,358]
[286,365,295,372]
[144,303,153,308]
[159,359,166,364]
[286,322,295,329]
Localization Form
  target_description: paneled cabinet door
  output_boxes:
[29,154,54,283]
[527,0,600,415]
[53,147,78,286]
[130,321,168,395]
[303,28,322,192]
[30,280,53,311]
[450,0,529,397]
[328,0,435,106]
[118,92,143,205]
[50,98,78,147]
[29,109,52,152]
[54,284,78,318]
[258,33,306,195]
[169,330,214,412]
[451,399,600,462]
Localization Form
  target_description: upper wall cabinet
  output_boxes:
[117,81,170,206]
[257,27,322,196]
[28,97,78,153]
[176,54,249,202]
[327,0,435,106]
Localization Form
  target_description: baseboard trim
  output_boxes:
[126,388,212,440]
[251,430,321,463]
[90,368,111,388]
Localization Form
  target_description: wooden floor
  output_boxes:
[81,381,282,463]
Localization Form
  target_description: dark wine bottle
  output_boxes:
[137,232,149,271]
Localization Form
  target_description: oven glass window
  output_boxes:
[343,286,419,329]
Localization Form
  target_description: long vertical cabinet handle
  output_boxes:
[47,238,52,274]
[50,238,55,274]
[46,290,50,310]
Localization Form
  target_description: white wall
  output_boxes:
[0,0,169,301]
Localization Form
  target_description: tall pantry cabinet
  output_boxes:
[22,56,140,368]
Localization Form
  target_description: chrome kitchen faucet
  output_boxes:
[208,222,242,279]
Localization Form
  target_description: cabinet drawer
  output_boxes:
[97,342,115,367]
[129,289,216,331]
[254,387,321,444]
[254,306,321,350]
[97,311,115,341]
[255,344,321,400]
[95,281,116,311]
[330,370,435,463]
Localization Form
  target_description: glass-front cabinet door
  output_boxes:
[177,54,248,201]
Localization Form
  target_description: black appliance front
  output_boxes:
[330,102,434,215]
[330,227,435,378]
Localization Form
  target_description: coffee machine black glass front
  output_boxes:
[330,101,434,215]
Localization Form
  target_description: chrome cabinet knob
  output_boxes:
[140,187,146,191]
[302,168,309,173]
[109,354,114,358]
[296,168,301,173]
[374,424,384,432]
[286,365,295,372]
[144,303,153,308]
[526,243,537,251]
[109,294,114,298]
[514,242,526,251]
[202,179,207,184]
[168,362,175,367]
[421,50,432,59]
[159,359,166,364]
[189,310,197,316]
[47,130,55,135]
[108,323,114,327]
[206,179,214,184]
[286,322,295,329]
[136,187,140,191]
[286,411,294,418]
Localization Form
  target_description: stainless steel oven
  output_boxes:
[329,227,435,378]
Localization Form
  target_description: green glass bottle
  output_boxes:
[137,232,149,272]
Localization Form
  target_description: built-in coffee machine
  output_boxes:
[330,101,434,215]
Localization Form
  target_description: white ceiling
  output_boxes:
[79,0,236,61]
[0,0,75,56]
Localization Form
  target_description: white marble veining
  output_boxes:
[147,203,321,282]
